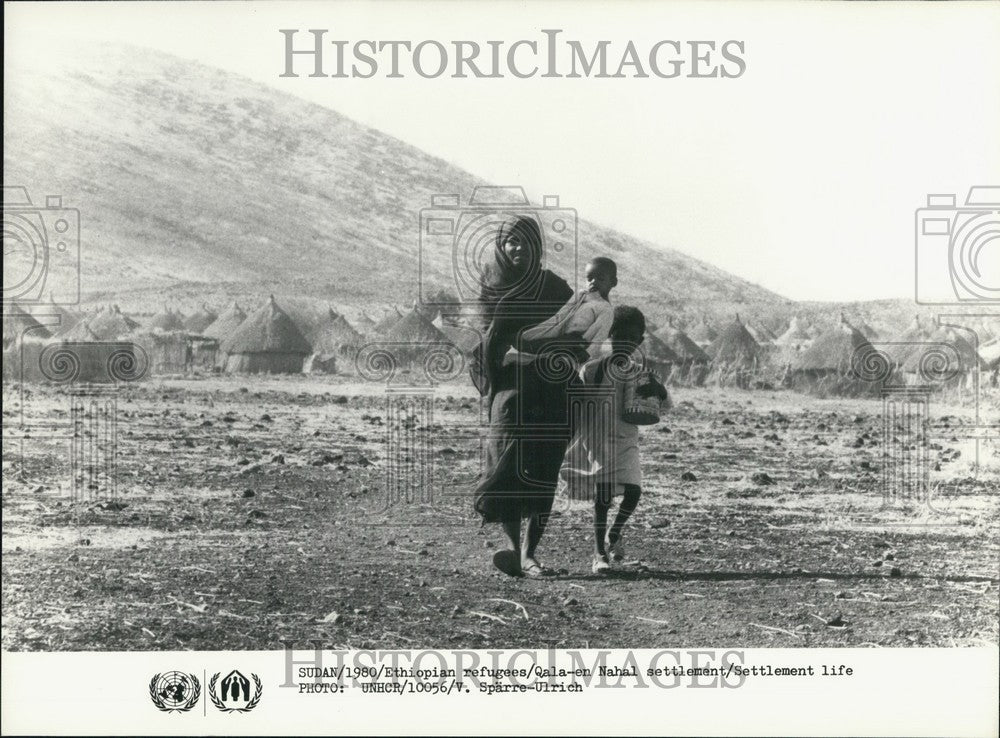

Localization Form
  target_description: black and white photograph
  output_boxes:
[2,1,999,735]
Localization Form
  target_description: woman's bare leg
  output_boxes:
[501,513,521,557]
[523,512,549,564]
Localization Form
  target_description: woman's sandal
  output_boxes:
[492,550,523,577]
[521,557,550,578]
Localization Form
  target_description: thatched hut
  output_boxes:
[354,311,378,335]
[303,308,364,373]
[374,306,405,335]
[855,319,879,340]
[27,295,82,338]
[312,308,363,356]
[887,315,933,369]
[183,304,218,334]
[219,295,311,373]
[687,317,718,348]
[88,305,140,340]
[641,332,682,380]
[653,323,709,385]
[900,324,984,389]
[146,306,185,333]
[707,315,761,388]
[746,320,777,346]
[2,301,51,348]
[381,308,453,365]
[203,301,247,341]
[5,333,147,384]
[791,315,884,396]
[775,316,812,350]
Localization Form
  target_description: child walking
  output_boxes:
[559,305,669,573]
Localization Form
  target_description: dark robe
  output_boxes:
[471,216,575,523]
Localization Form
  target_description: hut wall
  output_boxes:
[224,352,305,374]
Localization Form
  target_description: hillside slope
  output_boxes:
[4,42,783,319]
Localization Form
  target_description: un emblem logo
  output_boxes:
[148,672,200,713]
[209,669,263,713]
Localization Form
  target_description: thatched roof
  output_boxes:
[643,331,682,365]
[3,302,52,346]
[203,301,246,340]
[59,321,100,341]
[374,307,404,335]
[654,324,710,364]
[147,306,186,332]
[219,295,311,355]
[901,325,985,374]
[855,319,879,340]
[775,316,812,346]
[889,315,933,366]
[746,321,777,345]
[183,304,218,333]
[88,305,140,340]
[27,296,82,337]
[793,316,872,372]
[687,318,717,346]
[311,308,364,353]
[354,311,377,333]
[383,308,450,345]
[708,315,761,367]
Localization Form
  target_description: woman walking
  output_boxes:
[471,214,583,577]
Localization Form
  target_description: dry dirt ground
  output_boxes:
[3,377,998,651]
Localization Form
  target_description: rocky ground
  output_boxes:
[2,377,998,651]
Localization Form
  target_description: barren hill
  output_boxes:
[4,42,786,322]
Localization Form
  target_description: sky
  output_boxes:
[6,1,1000,302]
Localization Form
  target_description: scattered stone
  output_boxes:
[242,489,255,498]
[30,485,44,494]
[750,472,775,486]
[889,566,902,578]
[311,451,344,466]
[650,518,670,529]
[834,591,847,599]
[247,509,266,519]
[681,471,698,482]
[271,454,285,464]
[319,611,342,624]
[261,413,273,422]
[825,613,845,627]
[562,596,578,607]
